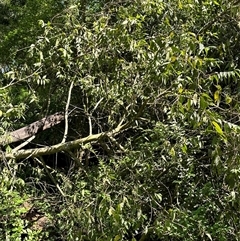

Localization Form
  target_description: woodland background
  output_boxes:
[0,0,240,240]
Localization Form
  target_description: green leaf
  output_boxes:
[214,90,220,103]
[169,147,175,157]
[225,95,232,104]
[200,96,208,109]
[114,235,121,241]
[212,121,223,135]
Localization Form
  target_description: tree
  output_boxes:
[0,0,240,240]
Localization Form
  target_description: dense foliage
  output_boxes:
[0,0,240,240]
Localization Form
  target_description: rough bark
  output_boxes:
[0,112,64,145]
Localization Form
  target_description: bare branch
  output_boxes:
[91,97,104,113]
[12,135,36,152]
[35,156,66,197]
[2,122,129,160]
[61,81,74,143]
[88,114,92,136]
[0,99,148,160]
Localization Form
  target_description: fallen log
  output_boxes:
[1,122,129,160]
[0,112,64,145]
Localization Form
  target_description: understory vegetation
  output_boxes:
[0,0,240,240]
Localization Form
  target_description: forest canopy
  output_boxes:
[0,0,240,240]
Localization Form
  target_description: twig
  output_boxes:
[35,156,66,197]
[61,81,74,143]
[91,97,104,113]
[108,136,126,152]
[0,66,43,90]
[12,135,36,152]
[86,97,104,135]
[88,114,92,136]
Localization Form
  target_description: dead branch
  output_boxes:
[0,112,64,145]
[61,81,74,143]
[1,122,129,160]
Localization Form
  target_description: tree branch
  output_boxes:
[0,100,147,160]
[61,81,74,143]
[0,112,64,145]
[1,122,129,160]
[12,135,36,152]
[34,156,66,197]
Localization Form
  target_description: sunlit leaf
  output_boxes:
[214,90,220,103]
[212,121,223,135]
